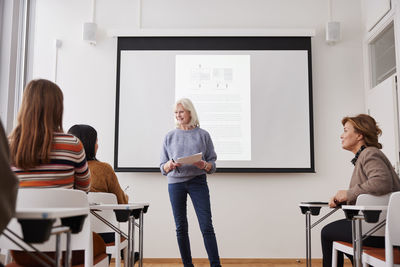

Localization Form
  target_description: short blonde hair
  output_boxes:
[174,98,200,128]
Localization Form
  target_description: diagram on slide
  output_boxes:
[191,64,233,89]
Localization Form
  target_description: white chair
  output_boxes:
[362,191,400,266]
[88,192,128,267]
[0,188,108,267]
[332,193,391,267]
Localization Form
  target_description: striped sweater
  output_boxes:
[11,133,91,191]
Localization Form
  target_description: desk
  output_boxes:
[90,203,149,267]
[299,202,339,267]
[4,207,89,267]
[341,205,387,267]
[16,207,89,220]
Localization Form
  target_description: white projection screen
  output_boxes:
[114,37,314,173]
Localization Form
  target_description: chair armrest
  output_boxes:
[299,202,329,215]
[342,205,387,223]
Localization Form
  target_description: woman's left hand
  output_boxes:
[333,190,348,205]
[193,160,209,171]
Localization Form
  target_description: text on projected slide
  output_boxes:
[175,55,251,161]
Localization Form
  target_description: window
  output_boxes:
[370,22,396,87]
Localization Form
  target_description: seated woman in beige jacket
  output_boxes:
[321,114,400,267]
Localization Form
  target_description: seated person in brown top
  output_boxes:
[0,120,18,238]
[68,124,128,204]
[0,120,18,267]
[68,124,132,251]
[321,114,400,267]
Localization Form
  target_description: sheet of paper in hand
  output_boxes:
[176,152,203,164]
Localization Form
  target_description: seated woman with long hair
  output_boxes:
[8,79,105,266]
[10,79,90,190]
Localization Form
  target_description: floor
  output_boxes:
[109,258,353,267]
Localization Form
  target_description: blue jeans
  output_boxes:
[168,175,221,267]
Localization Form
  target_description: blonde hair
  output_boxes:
[10,79,64,169]
[174,98,200,128]
[342,114,382,149]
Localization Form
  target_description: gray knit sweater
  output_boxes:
[160,127,217,184]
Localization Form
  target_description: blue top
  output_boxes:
[160,127,217,184]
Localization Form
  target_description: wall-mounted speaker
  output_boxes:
[326,21,340,45]
[83,22,97,45]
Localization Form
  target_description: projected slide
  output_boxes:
[175,55,251,161]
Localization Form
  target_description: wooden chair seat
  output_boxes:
[105,236,127,247]
[363,247,400,264]
[334,240,380,252]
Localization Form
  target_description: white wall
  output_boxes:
[0,0,20,133]
[30,0,365,259]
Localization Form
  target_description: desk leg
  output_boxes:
[127,216,132,267]
[65,231,71,267]
[55,233,61,267]
[352,219,356,266]
[354,219,362,267]
[305,211,312,267]
[128,216,136,267]
[139,210,144,267]
[132,216,136,267]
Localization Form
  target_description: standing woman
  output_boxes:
[160,98,221,267]
[321,114,400,267]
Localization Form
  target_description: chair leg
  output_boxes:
[115,250,121,267]
[4,249,12,264]
[114,231,121,267]
[332,244,338,267]
[123,247,128,265]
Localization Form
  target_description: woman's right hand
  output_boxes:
[164,160,181,173]
[329,190,348,208]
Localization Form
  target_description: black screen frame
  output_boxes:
[114,36,314,173]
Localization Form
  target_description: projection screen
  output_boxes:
[114,36,314,173]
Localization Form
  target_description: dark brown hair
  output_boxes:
[9,79,64,169]
[342,114,382,149]
[68,124,97,161]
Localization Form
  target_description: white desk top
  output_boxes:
[15,207,89,219]
[90,203,146,210]
[341,205,387,211]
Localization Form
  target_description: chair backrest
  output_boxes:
[385,191,400,266]
[0,188,94,266]
[387,192,400,246]
[355,193,391,236]
[87,192,119,233]
[88,192,128,267]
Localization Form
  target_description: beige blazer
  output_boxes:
[347,146,400,204]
